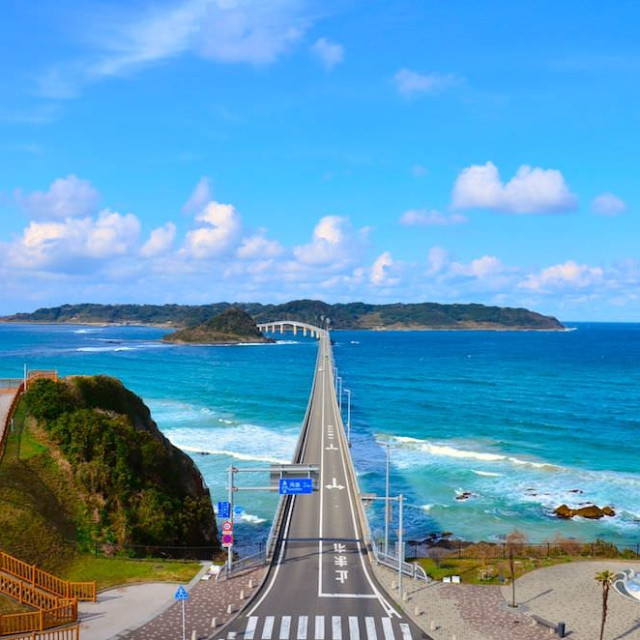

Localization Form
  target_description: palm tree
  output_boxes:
[595,570,615,640]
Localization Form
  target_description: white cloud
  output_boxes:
[6,209,140,270]
[311,37,344,70]
[399,209,467,226]
[293,215,366,267]
[452,162,578,214]
[519,260,604,292]
[370,251,394,285]
[394,68,463,97]
[141,222,177,258]
[15,175,99,220]
[592,192,627,216]
[40,0,312,96]
[427,246,450,275]
[183,201,242,259]
[237,230,284,259]
[183,177,212,214]
[450,255,505,279]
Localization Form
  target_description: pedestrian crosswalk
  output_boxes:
[220,615,415,640]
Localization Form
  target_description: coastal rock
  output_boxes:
[554,504,616,520]
[455,491,476,502]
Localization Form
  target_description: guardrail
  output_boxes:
[370,539,431,583]
[0,552,96,602]
[2,624,80,640]
[0,383,24,459]
[0,600,77,637]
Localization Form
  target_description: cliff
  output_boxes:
[20,376,218,555]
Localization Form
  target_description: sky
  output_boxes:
[0,1,638,321]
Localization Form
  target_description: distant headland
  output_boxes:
[1,299,565,332]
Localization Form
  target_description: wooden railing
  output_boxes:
[2,625,80,640]
[0,552,96,603]
[0,600,77,636]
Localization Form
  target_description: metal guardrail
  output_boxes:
[369,539,431,583]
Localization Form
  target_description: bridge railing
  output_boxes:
[369,539,431,583]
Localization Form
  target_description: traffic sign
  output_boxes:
[174,585,189,601]
[222,533,234,548]
[279,478,313,495]
[221,520,233,532]
[217,501,230,519]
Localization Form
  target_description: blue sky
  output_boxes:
[1,1,638,320]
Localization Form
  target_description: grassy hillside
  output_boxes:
[3,299,564,331]
[0,376,218,575]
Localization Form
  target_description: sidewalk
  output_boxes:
[78,565,266,640]
[372,559,640,640]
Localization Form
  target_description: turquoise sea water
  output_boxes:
[1,322,639,548]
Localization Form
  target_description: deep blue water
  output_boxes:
[1,322,638,547]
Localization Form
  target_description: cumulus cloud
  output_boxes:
[592,192,627,216]
[15,175,99,220]
[450,255,505,279]
[311,37,344,70]
[237,230,284,259]
[183,201,242,259]
[293,215,366,267]
[394,68,463,97]
[183,177,212,214]
[451,161,578,214]
[370,251,394,285]
[519,260,604,292]
[399,209,467,226]
[6,209,140,270]
[141,222,177,258]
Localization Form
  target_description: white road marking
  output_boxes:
[262,617,275,640]
[365,618,377,640]
[227,633,237,640]
[348,617,359,640]
[332,617,342,640]
[381,618,394,640]
[325,477,345,490]
[245,617,258,640]
[315,616,325,640]
[297,616,308,640]
[280,616,291,640]
[399,624,411,640]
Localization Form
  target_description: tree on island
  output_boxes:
[595,570,615,640]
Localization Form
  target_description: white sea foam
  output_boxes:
[472,470,502,477]
[179,444,290,465]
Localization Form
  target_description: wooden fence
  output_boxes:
[0,600,77,636]
[0,624,79,640]
[0,552,96,602]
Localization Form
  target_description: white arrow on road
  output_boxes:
[325,444,338,450]
[325,477,345,490]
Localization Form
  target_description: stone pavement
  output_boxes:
[372,559,640,640]
[120,566,266,640]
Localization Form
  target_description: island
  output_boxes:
[1,299,565,331]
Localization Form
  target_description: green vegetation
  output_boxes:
[165,306,272,344]
[3,299,564,331]
[64,556,205,591]
[0,376,218,579]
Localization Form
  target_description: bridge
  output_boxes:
[219,324,431,640]
[257,321,323,339]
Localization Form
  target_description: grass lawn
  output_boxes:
[416,555,573,585]
[63,556,208,591]
[0,595,30,615]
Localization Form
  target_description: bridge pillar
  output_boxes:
[293,325,297,336]
[280,324,284,334]
[303,327,307,337]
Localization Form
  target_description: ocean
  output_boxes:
[1,322,639,549]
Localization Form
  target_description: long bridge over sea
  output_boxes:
[218,322,431,640]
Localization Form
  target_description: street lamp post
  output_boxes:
[398,494,404,600]
[345,389,351,445]
[384,444,391,556]
[336,376,343,412]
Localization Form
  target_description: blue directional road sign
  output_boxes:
[279,478,313,495]
[174,585,189,601]
[217,501,231,519]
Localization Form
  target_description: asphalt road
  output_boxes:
[216,331,431,640]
